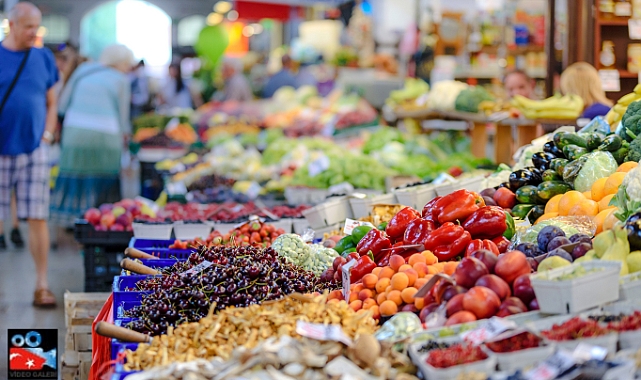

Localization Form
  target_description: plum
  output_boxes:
[537,225,565,252]
[547,248,573,262]
[515,242,541,258]
[547,236,571,252]
[569,233,592,245]
[572,242,592,260]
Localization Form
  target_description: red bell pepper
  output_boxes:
[434,190,485,224]
[465,239,500,257]
[403,218,435,245]
[350,255,377,282]
[386,206,421,239]
[422,197,442,223]
[492,236,511,253]
[424,222,472,261]
[356,228,391,259]
[462,206,508,240]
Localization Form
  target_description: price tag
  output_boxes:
[308,154,330,177]
[630,19,641,39]
[599,69,621,92]
[165,117,180,131]
[343,218,375,235]
[181,260,212,277]
[461,317,517,345]
[525,349,576,380]
[342,260,357,301]
[572,343,608,362]
[295,321,353,346]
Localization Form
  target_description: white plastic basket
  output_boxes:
[349,193,396,218]
[530,261,621,314]
[308,189,329,205]
[302,204,329,229]
[434,176,485,197]
[132,223,173,239]
[313,223,342,237]
[292,218,310,235]
[582,301,641,350]
[212,222,237,235]
[269,219,293,233]
[284,187,309,205]
[408,339,496,380]
[484,344,555,372]
[302,197,352,228]
[172,222,212,240]
[619,273,641,301]
[393,184,436,209]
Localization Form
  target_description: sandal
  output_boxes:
[33,289,57,308]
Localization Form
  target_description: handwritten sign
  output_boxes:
[599,69,621,92]
[342,260,357,301]
[296,321,353,346]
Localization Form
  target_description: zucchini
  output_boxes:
[611,143,630,164]
[542,169,561,182]
[554,132,587,150]
[527,205,546,224]
[598,135,623,152]
[550,158,569,174]
[585,132,604,151]
[515,185,539,204]
[562,144,589,161]
[512,204,535,220]
[537,181,571,201]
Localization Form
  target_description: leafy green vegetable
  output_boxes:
[454,86,494,113]
[619,100,641,142]
[574,151,618,192]
[626,135,641,163]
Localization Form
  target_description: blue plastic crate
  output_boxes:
[120,258,179,275]
[112,275,155,319]
[110,319,140,360]
[111,362,139,379]
[128,238,192,259]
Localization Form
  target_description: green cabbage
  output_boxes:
[574,151,618,192]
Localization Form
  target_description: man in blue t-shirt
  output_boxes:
[0,2,59,307]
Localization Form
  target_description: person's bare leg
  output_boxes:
[28,219,50,290]
[10,193,19,229]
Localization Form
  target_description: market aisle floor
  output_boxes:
[0,227,84,377]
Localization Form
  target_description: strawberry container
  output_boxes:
[530,261,621,314]
[483,343,555,372]
[172,222,212,240]
[583,301,641,350]
[349,193,396,218]
[211,222,236,235]
[619,272,641,301]
[132,223,173,240]
[393,184,436,209]
[284,186,309,205]
[292,218,311,234]
[302,197,352,228]
[410,345,497,380]
[269,219,293,233]
[434,175,485,197]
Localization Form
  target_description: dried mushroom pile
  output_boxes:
[125,335,418,380]
[125,293,379,370]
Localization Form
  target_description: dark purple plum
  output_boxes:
[537,226,565,252]
[547,248,573,262]
[547,236,571,252]
[515,242,541,258]
[572,242,592,260]
[569,233,592,245]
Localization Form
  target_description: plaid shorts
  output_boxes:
[0,144,50,220]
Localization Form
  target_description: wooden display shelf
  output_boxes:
[618,69,639,78]
[596,17,630,26]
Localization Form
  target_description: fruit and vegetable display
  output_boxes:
[605,84,641,127]
[385,78,430,111]
[132,111,198,147]
[510,94,584,120]
[426,343,488,368]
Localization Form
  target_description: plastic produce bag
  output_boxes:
[573,151,618,192]
[511,216,597,247]
[374,312,423,342]
[579,116,611,135]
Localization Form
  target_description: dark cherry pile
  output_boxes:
[417,341,450,353]
[485,332,541,353]
[124,245,336,335]
[426,344,488,368]
[605,310,641,332]
[588,313,626,323]
[541,317,610,341]
[186,174,236,192]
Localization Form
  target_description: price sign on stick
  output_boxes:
[342,260,357,301]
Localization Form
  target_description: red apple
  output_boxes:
[445,311,477,326]
[446,293,466,317]
[529,298,540,311]
[119,198,136,209]
[526,257,539,271]
[434,280,454,304]
[454,257,489,289]
[441,285,468,303]
[463,286,501,319]
[475,274,511,301]
[513,274,536,305]
[110,223,124,231]
[100,212,116,228]
[423,293,436,307]
[84,208,101,226]
[419,303,440,322]
[500,297,528,313]
[494,251,531,286]
[496,306,524,317]
[470,249,498,273]
[115,213,132,228]
[95,224,107,231]
[401,304,419,313]
[99,203,113,213]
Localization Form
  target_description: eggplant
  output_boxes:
[525,166,543,184]
[543,141,565,158]
[531,152,557,171]
[509,169,537,191]
[626,212,641,251]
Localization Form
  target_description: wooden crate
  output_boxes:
[64,291,110,328]
[61,364,79,380]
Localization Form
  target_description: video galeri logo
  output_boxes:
[9,330,57,371]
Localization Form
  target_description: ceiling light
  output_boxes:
[206,12,223,25]
[242,25,254,37]
[214,1,232,14]
[227,10,239,21]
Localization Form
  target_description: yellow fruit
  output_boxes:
[593,209,613,234]
[604,172,627,196]
[568,200,600,217]
[591,177,608,201]
[535,212,559,224]
[617,162,638,172]
[603,208,621,231]
[379,300,398,316]
[598,194,616,212]
[582,191,593,200]
[559,191,586,216]
[545,194,563,214]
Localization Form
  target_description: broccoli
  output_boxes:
[626,135,641,163]
[454,87,494,113]
[619,100,641,142]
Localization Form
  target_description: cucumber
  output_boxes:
[537,181,571,201]
[550,158,569,174]
[527,205,546,224]
[585,132,604,151]
[611,144,630,164]
[562,144,588,161]
[598,135,623,152]
[554,132,587,150]
[515,185,539,204]
[542,169,561,182]
[512,204,535,220]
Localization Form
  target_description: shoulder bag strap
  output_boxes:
[0,48,31,116]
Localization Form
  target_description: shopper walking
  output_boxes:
[219,57,252,102]
[158,62,201,109]
[50,44,133,227]
[0,2,59,307]
[263,55,298,98]
[560,62,613,119]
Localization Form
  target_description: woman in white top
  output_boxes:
[158,63,200,109]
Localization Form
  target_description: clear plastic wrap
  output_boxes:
[511,216,597,248]
[374,312,423,342]
[579,116,611,134]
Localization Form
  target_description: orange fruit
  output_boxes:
[352,284,364,293]
[376,292,387,305]
[598,194,616,212]
[413,262,428,277]
[398,264,413,272]
[389,255,405,271]
[349,300,363,311]
[391,272,410,290]
[379,300,398,316]
[408,253,427,266]
[582,191,592,200]
[535,212,559,224]
[362,298,377,310]
[591,177,608,201]
[414,296,425,309]
[348,291,359,303]
[568,199,599,217]
[603,208,621,231]
[386,290,403,306]
[402,268,418,286]
[385,285,392,293]
[422,250,438,265]
[379,267,395,279]
[426,266,439,275]
[358,289,374,301]
[327,298,340,304]
[443,261,459,276]
[545,194,563,214]
[617,161,638,172]
[362,274,378,289]
[370,305,380,319]
[414,277,428,289]
[375,278,391,293]
[401,287,419,303]
[604,172,626,196]
[432,262,445,273]
[558,191,585,216]
[328,289,343,300]
[593,208,614,234]
[371,267,383,277]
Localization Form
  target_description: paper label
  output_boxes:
[342,260,357,301]
[630,19,641,39]
[461,317,517,345]
[414,273,455,298]
[525,349,576,380]
[308,154,330,177]
[599,69,621,92]
[343,218,375,235]
[181,260,212,277]
[572,343,607,362]
[295,321,353,346]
